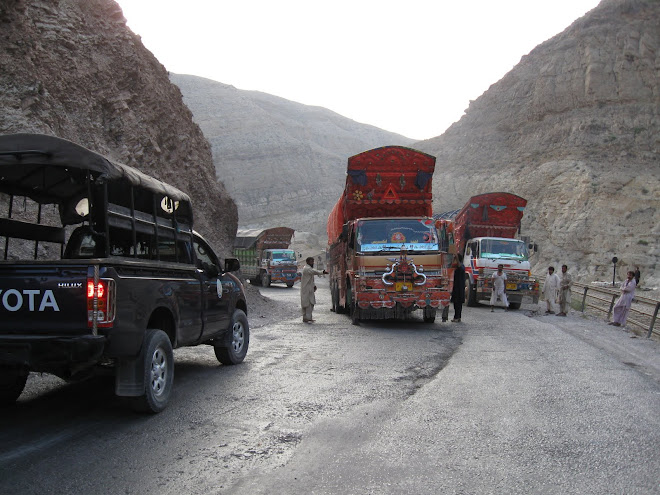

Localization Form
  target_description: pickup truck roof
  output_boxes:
[0,133,192,225]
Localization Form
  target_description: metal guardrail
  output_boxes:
[536,276,659,339]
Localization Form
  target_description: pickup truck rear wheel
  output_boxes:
[215,309,249,365]
[132,329,174,414]
[0,367,28,405]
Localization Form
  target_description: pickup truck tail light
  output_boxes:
[87,278,116,328]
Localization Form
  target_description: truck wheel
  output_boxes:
[346,283,360,325]
[350,302,360,325]
[215,309,249,365]
[330,283,337,312]
[334,285,346,314]
[509,302,521,310]
[424,307,436,323]
[0,367,28,405]
[467,280,478,307]
[286,282,294,288]
[262,274,271,287]
[132,329,174,414]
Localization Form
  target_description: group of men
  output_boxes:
[452,260,575,320]
[300,254,636,327]
[541,265,573,316]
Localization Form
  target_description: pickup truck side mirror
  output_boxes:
[224,257,240,273]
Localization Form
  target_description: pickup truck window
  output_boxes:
[194,238,220,275]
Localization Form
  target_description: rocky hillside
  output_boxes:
[415,0,659,287]
[170,74,414,237]
[0,0,237,256]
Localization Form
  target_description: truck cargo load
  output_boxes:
[449,192,527,253]
[327,146,435,244]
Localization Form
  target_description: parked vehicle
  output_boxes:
[435,192,539,309]
[326,146,452,324]
[0,133,249,413]
[233,227,300,287]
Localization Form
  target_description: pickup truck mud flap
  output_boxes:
[115,351,145,396]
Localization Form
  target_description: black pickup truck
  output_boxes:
[0,134,249,413]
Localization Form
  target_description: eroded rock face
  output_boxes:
[415,0,659,286]
[0,0,237,256]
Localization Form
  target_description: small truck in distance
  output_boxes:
[233,227,300,287]
[0,133,249,413]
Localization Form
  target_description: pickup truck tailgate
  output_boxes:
[0,263,90,335]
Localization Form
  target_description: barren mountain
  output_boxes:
[0,0,237,256]
[1,0,657,289]
[414,0,659,287]
[170,74,414,236]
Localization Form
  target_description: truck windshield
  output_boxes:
[480,239,529,261]
[271,250,296,262]
[356,219,440,253]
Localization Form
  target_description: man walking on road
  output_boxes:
[490,264,509,312]
[543,266,560,314]
[557,264,573,316]
[300,256,327,323]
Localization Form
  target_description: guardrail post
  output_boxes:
[648,302,660,339]
[607,294,617,320]
[581,287,588,312]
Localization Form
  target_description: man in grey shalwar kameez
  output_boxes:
[557,264,573,316]
[301,256,327,323]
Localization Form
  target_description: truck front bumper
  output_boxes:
[355,288,451,310]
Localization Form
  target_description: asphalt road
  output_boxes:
[1,277,658,494]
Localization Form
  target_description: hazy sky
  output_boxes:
[116,0,601,140]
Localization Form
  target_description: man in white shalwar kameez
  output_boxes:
[300,256,327,323]
[490,264,509,312]
[610,271,637,327]
[543,266,560,314]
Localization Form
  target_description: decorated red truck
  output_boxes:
[326,146,452,324]
[435,192,539,309]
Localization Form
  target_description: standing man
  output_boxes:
[610,270,637,327]
[300,256,327,323]
[451,253,466,322]
[557,264,573,317]
[543,266,560,314]
[634,266,641,288]
[490,264,509,312]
